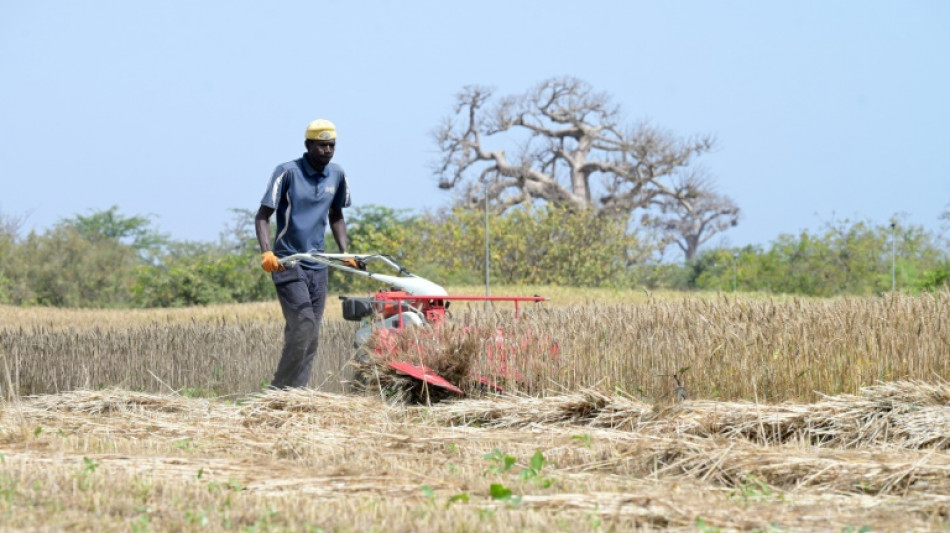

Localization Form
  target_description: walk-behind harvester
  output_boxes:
[278,253,552,401]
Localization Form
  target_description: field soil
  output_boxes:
[2,384,949,532]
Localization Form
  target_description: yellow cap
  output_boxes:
[305,119,337,141]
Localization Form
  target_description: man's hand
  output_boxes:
[261,251,283,273]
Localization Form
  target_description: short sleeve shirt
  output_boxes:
[260,155,351,268]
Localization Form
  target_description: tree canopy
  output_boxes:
[0,205,947,308]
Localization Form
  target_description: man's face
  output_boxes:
[306,139,335,166]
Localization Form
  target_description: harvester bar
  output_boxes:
[379,294,547,319]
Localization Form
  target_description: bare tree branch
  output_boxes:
[643,171,740,260]
[433,76,738,259]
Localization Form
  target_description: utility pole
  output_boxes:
[484,179,490,298]
[890,222,897,291]
[733,251,739,292]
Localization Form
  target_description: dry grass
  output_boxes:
[360,290,950,403]
[1,385,948,531]
[0,301,284,330]
[2,291,949,403]
[429,381,950,451]
[0,286,782,330]
[0,320,350,396]
[1,289,949,529]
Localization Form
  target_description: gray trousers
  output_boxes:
[270,266,328,389]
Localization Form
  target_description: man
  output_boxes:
[255,118,355,389]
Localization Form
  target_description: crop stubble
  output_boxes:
[0,291,948,531]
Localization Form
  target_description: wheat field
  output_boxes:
[2,290,947,401]
[1,289,949,531]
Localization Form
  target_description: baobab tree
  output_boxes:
[433,76,739,258]
[642,171,740,261]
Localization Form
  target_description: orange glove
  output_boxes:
[261,251,283,273]
[342,257,366,270]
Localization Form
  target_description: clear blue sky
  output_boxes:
[2,1,948,251]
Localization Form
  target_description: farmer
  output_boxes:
[255,118,356,389]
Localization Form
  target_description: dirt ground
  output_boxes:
[1,386,948,532]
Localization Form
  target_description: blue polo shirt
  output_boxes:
[260,155,351,269]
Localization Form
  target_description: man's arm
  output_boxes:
[255,206,275,253]
[329,208,347,253]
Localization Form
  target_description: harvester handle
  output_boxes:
[278,252,448,296]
